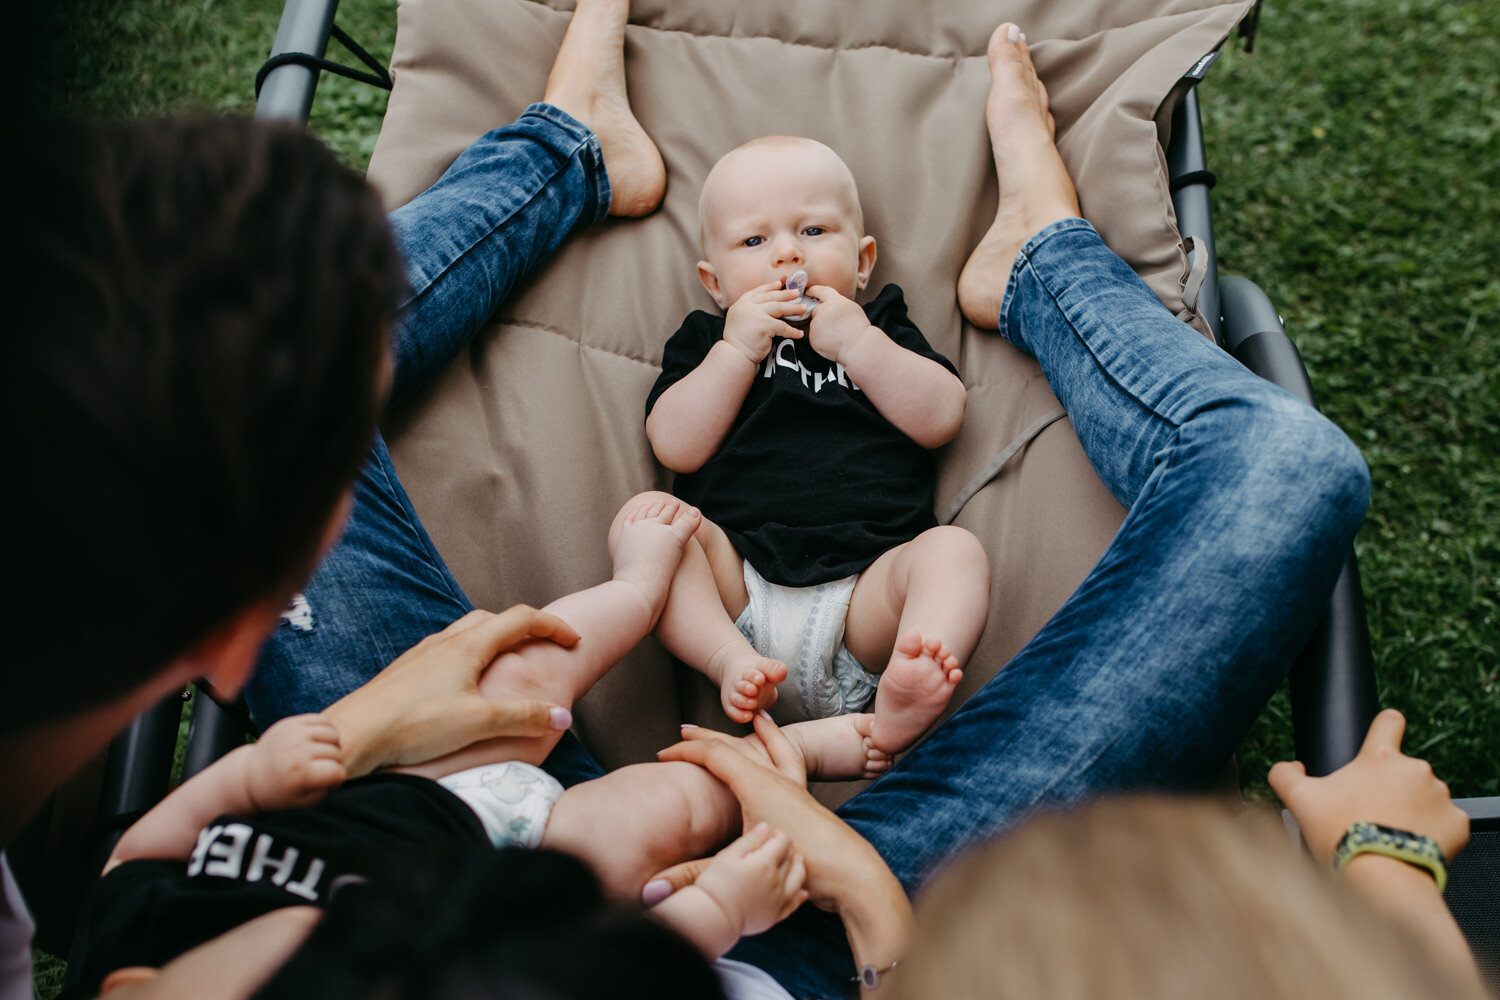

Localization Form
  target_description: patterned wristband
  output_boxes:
[1331,821,1447,894]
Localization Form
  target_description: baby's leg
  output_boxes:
[638,491,787,723]
[844,526,990,755]
[398,494,701,778]
[542,760,740,896]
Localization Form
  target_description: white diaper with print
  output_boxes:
[438,760,564,849]
[734,560,880,722]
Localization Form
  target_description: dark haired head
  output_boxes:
[2,116,401,733]
[258,847,728,1000]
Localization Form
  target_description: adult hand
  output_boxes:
[658,713,879,913]
[324,606,578,777]
[1269,708,1468,865]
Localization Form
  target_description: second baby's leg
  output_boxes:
[641,491,788,723]
[398,494,701,779]
[845,525,991,755]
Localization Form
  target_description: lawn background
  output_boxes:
[23,0,1498,992]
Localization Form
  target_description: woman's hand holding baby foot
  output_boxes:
[244,714,347,814]
[868,631,964,756]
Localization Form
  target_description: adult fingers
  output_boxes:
[1267,760,1308,803]
[459,605,581,662]
[1360,707,1406,756]
[658,739,766,789]
[643,857,713,902]
[751,712,807,783]
[484,697,572,739]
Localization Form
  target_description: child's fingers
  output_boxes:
[785,853,806,895]
[1360,707,1406,756]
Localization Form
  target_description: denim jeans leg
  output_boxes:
[736,220,1370,998]
[244,104,610,786]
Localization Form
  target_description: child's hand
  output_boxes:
[1269,708,1468,865]
[692,822,808,936]
[805,285,876,363]
[245,714,347,814]
[723,282,804,363]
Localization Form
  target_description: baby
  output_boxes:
[644,136,991,777]
[68,495,805,998]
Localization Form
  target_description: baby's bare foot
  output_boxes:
[707,646,787,724]
[868,631,963,755]
[957,23,1082,329]
[542,0,665,216]
[609,496,702,625]
[782,715,893,781]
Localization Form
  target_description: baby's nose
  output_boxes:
[773,238,803,265]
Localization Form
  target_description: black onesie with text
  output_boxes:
[646,284,958,587]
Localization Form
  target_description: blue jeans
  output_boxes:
[247,111,1369,995]
[731,218,1371,997]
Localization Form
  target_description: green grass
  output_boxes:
[21,0,1499,990]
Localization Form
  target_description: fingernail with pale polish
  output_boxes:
[549,707,573,730]
[1006,24,1020,42]
[642,879,673,905]
[681,723,699,729]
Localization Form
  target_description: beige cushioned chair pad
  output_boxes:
[368,0,1252,788]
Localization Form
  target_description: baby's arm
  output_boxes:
[806,285,965,448]
[647,283,804,472]
[650,822,807,960]
[104,714,344,874]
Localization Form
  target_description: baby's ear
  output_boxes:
[697,260,728,308]
[855,236,877,290]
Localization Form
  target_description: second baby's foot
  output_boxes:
[782,715,894,781]
[707,645,787,724]
[609,496,702,626]
[868,631,964,755]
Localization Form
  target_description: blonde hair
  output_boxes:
[697,136,864,253]
[887,796,1480,1000]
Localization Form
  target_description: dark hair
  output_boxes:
[2,116,401,733]
[257,847,728,1000]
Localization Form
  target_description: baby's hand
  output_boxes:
[244,713,346,814]
[693,822,808,937]
[805,285,876,363]
[723,282,804,363]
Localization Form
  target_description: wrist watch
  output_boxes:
[1331,821,1448,894]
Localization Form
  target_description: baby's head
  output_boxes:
[696,136,877,310]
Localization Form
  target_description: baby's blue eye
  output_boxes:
[803,226,825,236]
[743,236,764,247]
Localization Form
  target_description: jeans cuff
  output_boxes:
[997,216,1096,341]
[522,101,612,226]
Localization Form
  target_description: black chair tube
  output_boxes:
[255,0,340,123]
[1220,275,1379,775]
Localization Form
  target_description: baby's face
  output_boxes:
[697,138,876,309]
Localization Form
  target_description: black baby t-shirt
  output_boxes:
[63,774,487,999]
[646,284,958,587]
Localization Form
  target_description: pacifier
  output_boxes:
[784,269,819,323]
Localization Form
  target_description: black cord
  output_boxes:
[1170,169,1218,193]
[255,22,392,99]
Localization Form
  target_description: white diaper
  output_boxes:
[438,761,564,849]
[734,560,880,722]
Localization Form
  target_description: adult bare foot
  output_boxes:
[868,631,963,755]
[707,644,787,724]
[957,22,1082,329]
[542,0,666,217]
[609,496,703,625]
